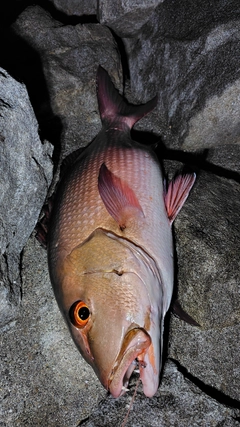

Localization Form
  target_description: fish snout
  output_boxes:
[108,327,151,398]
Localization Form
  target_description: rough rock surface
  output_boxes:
[0,68,53,326]
[0,236,239,426]
[49,0,97,17]
[98,0,164,37]
[170,170,240,401]
[49,0,164,37]
[0,1,240,425]
[123,5,240,149]
[13,6,121,162]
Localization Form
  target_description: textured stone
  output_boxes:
[169,167,240,401]
[80,360,239,426]
[183,79,240,150]
[0,68,53,325]
[98,0,164,37]
[0,236,106,426]
[13,6,121,162]
[0,235,238,426]
[123,4,240,149]
[49,0,97,16]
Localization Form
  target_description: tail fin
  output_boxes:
[97,66,157,129]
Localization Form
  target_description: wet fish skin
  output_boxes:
[48,66,195,397]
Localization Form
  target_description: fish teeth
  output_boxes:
[121,386,130,392]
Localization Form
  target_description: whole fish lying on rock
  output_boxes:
[47,66,196,398]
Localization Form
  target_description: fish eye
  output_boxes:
[69,301,90,328]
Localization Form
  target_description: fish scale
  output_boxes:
[50,142,172,284]
[47,66,195,398]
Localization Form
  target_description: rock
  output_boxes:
[0,68,53,326]
[0,236,106,426]
[79,360,239,426]
[169,167,240,401]
[183,79,240,150]
[1,235,238,425]
[98,0,164,37]
[49,0,97,16]
[13,5,122,162]
[48,0,165,38]
[207,144,240,174]
[123,4,240,149]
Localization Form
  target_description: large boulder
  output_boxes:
[13,6,122,162]
[0,68,53,326]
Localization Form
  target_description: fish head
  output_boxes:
[52,229,164,397]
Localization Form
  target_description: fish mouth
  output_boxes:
[108,328,151,398]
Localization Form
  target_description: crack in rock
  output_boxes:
[170,358,240,411]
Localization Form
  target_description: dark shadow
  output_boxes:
[132,129,240,184]
[108,28,130,83]
[0,1,98,28]
[161,146,240,184]
[170,358,240,410]
[0,24,63,170]
[0,1,99,172]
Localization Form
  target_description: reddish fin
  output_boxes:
[98,163,144,230]
[164,173,196,225]
[97,66,158,129]
[35,197,54,249]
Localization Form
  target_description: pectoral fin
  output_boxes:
[164,173,196,225]
[98,163,144,230]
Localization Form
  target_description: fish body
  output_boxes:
[48,67,195,397]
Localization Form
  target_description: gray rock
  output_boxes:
[123,6,240,149]
[169,167,240,401]
[98,0,164,37]
[80,360,239,426]
[0,235,238,426]
[0,236,106,426]
[0,68,53,326]
[207,144,240,174]
[49,0,97,16]
[13,6,122,162]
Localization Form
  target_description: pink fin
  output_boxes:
[164,173,196,225]
[98,163,144,230]
[97,66,158,129]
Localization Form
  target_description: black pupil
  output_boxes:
[78,306,90,320]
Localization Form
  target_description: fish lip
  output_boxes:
[108,327,151,398]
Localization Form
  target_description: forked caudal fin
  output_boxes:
[97,66,158,128]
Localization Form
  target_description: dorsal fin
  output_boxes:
[97,66,158,129]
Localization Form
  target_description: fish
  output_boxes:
[47,66,195,398]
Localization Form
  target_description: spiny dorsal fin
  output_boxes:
[97,66,158,129]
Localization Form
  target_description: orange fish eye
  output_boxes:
[69,301,90,328]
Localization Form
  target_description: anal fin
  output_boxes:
[164,173,196,225]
